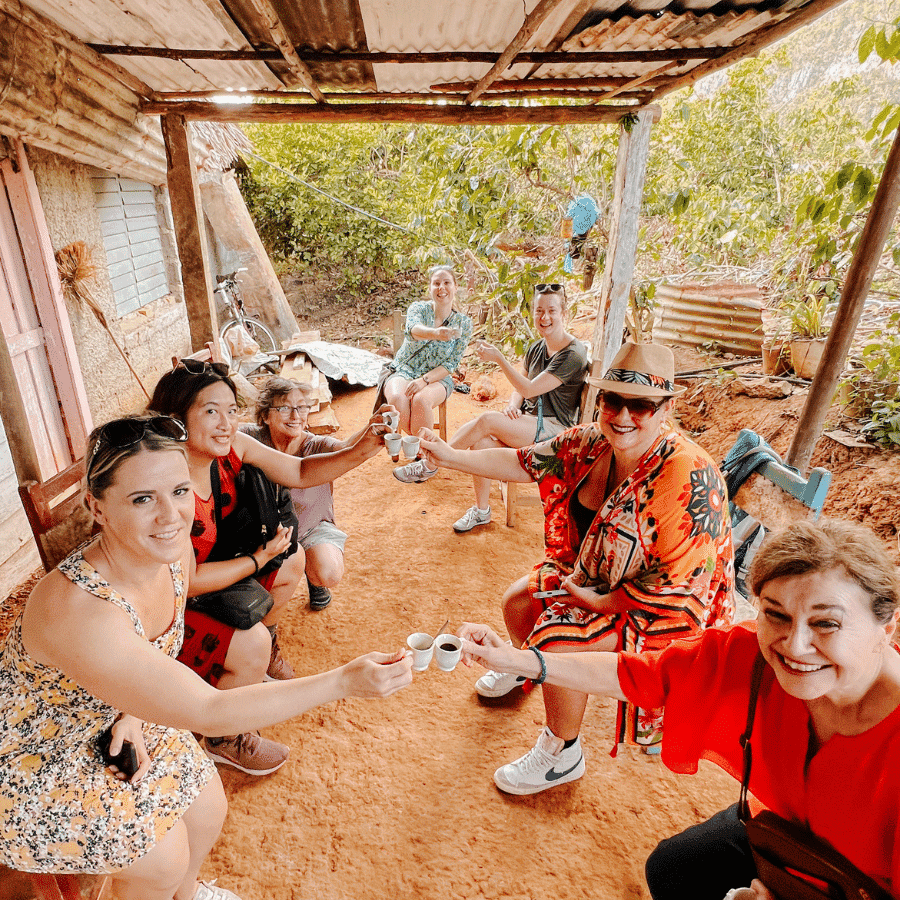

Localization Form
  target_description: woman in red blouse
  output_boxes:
[459,520,900,900]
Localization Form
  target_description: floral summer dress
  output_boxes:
[0,549,215,873]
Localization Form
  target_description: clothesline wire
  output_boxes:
[243,149,446,249]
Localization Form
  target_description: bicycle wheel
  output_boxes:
[220,318,279,371]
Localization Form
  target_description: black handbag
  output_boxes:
[187,576,274,630]
[738,653,893,900]
[206,460,299,577]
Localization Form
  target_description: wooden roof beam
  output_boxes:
[465,0,567,105]
[430,76,663,92]
[88,46,726,64]
[650,0,849,100]
[142,101,641,125]
[153,89,650,102]
[241,0,327,102]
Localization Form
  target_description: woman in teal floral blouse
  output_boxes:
[384,266,472,435]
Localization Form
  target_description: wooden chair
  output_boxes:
[18,458,91,572]
[0,869,110,900]
[391,309,448,440]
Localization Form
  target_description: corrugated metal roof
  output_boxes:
[18,0,846,104]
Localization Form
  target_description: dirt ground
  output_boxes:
[2,343,899,900]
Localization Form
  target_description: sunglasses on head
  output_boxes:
[177,358,230,377]
[597,391,667,418]
[535,283,565,294]
[87,416,188,479]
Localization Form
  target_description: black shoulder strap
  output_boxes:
[739,651,768,821]
[209,460,223,532]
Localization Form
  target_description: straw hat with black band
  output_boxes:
[588,342,686,399]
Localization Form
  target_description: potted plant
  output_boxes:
[840,311,900,417]
[784,284,833,379]
[761,313,792,376]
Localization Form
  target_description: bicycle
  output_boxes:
[215,270,279,376]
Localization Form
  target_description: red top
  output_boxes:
[617,623,900,895]
[190,448,241,565]
[189,447,277,591]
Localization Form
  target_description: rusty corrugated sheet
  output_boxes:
[653,282,764,356]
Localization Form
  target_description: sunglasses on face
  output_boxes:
[87,416,188,479]
[177,358,230,377]
[274,405,312,417]
[535,283,565,294]
[597,391,667,418]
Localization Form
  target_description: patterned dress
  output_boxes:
[391,300,473,397]
[518,424,735,749]
[0,549,215,873]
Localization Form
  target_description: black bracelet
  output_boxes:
[246,554,259,576]
[529,646,547,685]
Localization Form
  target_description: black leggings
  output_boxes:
[645,804,759,900]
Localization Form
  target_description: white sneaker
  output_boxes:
[493,727,585,795]
[393,459,437,483]
[475,670,527,698]
[194,881,243,900]
[453,505,491,532]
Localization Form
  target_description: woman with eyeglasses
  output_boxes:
[393,282,587,534]
[383,266,472,437]
[240,377,366,613]
[149,361,391,776]
[0,416,411,900]
[420,342,734,795]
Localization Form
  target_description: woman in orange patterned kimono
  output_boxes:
[422,343,734,796]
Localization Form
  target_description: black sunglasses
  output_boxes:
[177,358,230,377]
[597,391,667,418]
[535,283,565,294]
[88,416,188,479]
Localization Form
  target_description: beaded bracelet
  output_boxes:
[246,554,260,576]
[529,646,547,685]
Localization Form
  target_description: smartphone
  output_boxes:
[535,588,569,599]
[97,726,139,779]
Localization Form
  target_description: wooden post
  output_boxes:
[786,124,900,473]
[583,107,658,417]
[160,114,217,350]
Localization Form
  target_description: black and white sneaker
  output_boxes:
[493,727,585,795]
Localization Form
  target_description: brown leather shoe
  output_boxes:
[265,633,295,681]
[203,732,289,776]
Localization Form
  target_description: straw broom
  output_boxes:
[55,242,151,401]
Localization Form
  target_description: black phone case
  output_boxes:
[97,726,139,779]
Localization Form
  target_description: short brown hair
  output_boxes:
[749,519,900,623]
[254,377,313,426]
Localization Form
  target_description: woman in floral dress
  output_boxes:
[422,343,734,796]
[0,416,412,900]
[383,266,472,436]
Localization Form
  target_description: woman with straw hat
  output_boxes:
[421,342,735,795]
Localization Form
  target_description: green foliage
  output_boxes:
[860,312,900,382]
[861,397,900,446]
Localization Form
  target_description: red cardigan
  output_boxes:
[617,623,900,896]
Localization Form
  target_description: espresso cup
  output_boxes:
[382,411,399,432]
[401,435,420,459]
[406,633,434,672]
[434,634,462,672]
[384,433,403,462]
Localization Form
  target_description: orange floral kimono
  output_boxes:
[517,423,735,749]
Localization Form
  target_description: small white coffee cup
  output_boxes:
[382,411,399,432]
[384,432,403,462]
[434,634,462,672]
[406,633,434,672]
[401,435,420,459]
